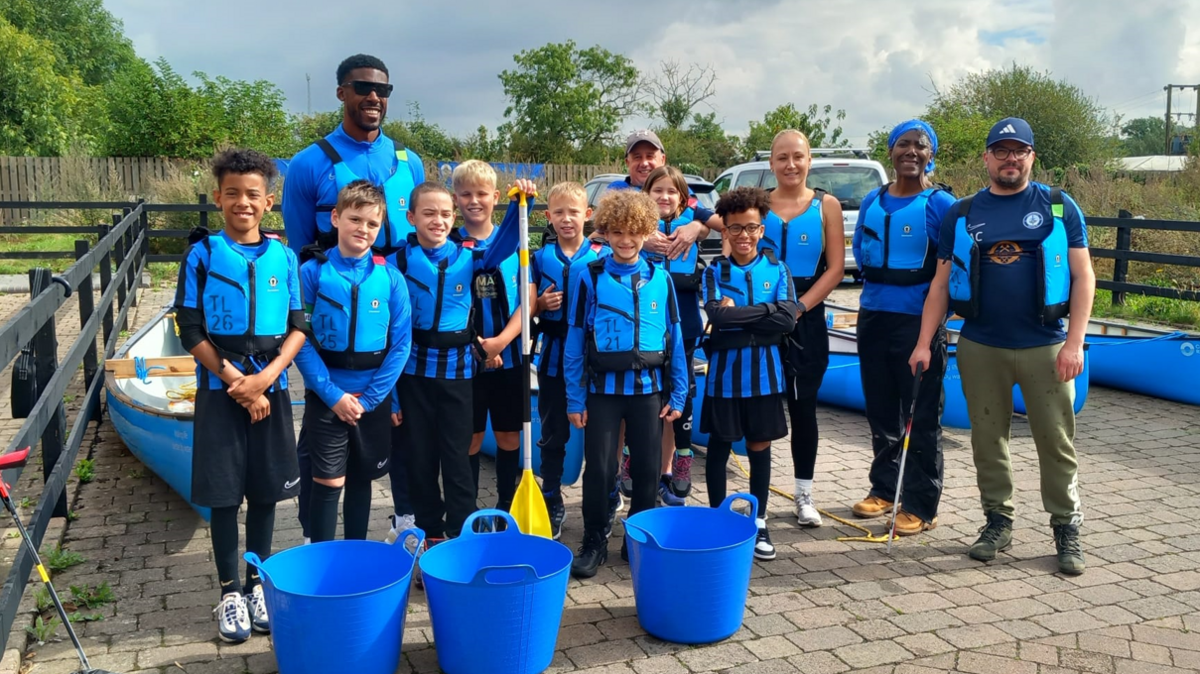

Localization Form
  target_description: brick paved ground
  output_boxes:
[5,286,1200,673]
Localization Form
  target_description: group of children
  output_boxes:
[179,137,831,641]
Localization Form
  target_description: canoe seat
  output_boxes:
[105,355,196,379]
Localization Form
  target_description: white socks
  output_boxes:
[795,478,813,497]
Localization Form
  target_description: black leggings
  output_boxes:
[705,439,771,518]
[582,393,662,533]
[788,395,819,480]
[211,502,276,598]
[309,479,374,543]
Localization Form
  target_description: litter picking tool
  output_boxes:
[887,363,925,553]
[507,186,552,539]
[0,447,122,674]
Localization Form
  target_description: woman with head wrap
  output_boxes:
[848,120,955,536]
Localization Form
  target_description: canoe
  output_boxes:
[819,307,1089,427]
[103,307,212,520]
[475,367,587,486]
[1073,318,1200,405]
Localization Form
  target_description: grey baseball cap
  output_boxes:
[624,129,665,155]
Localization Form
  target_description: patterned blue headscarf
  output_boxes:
[887,119,938,174]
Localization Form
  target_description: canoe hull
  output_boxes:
[475,371,586,486]
[1085,326,1200,405]
[103,307,211,520]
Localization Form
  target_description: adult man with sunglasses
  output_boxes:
[282,53,425,546]
[909,117,1095,576]
[283,53,426,259]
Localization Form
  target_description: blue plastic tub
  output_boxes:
[244,533,423,674]
[420,509,572,674]
[624,494,759,644]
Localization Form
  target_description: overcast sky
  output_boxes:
[104,0,1200,148]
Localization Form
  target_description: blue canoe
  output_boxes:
[475,367,586,486]
[103,307,211,520]
[1075,318,1200,405]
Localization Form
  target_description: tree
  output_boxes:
[925,64,1113,169]
[648,61,717,129]
[0,19,84,155]
[742,103,849,158]
[1120,116,1169,157]
[196,73,293,157]
[383,103,458,161]
[498,40,643,161]
[2,0,136,86]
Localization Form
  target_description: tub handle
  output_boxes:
[623,520,662,550]
[720,493,759,519]
[398,528,425,561]
[471,564,539,586]
[460,508,520,537]
[243,552,272,584]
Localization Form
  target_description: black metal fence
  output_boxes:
[1088,211,1200,305]
[0,204,147,651]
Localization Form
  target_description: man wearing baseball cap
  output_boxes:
[909,117,1095,575]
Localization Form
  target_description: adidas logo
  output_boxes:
[999,124,1016,134]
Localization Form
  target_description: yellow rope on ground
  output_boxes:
[729,454,896,544]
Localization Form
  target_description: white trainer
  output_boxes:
[794,491,823,527]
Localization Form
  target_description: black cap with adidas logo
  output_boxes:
[987,117,1034,148]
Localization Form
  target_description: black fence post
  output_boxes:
[28,268,70,519]
[123,207,138,307]
[76,239,103,423]
[1113,209,1133,307]
[98,223,114,352]
[139,199,150,269]
[198,193,208,231]
[112,213,128,333]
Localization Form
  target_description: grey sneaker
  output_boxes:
[1053,524,1085,575]
[968,511,1013,562]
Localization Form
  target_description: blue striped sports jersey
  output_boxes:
[387,199,525,380]
[531,237,610,378]
[453,226,521,370]
[701,252,798,398]
[563,257,688,414]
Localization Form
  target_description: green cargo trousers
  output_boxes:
[956,337,1083,527]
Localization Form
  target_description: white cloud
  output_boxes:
[102,0,1196,149]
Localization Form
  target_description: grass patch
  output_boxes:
[68,581,115,610]
[25,615,59,644]
[42,545,85,572]
[73,459,95,484]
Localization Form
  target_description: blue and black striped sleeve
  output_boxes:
[174,245,208,352]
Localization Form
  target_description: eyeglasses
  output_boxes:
[342,81,394,98]
[725,224,762,236]
[989,146,1033,160]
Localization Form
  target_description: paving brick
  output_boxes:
[958,651,1037,674]
[785,650,851,674]
[894,632,957,657]
[935,624,1014,649]
[787,625,862,652]
[674,642,755,670]
[1130,642,1173,665]
[832,639,912,668]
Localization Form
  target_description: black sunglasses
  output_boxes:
[342,81,393,98]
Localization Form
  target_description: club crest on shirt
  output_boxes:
[268,276,279,289]
[370,298,380,310]
[1023,212,1044,229]
[988,241,1022,265]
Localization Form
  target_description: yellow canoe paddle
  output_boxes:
[507,186,552,538]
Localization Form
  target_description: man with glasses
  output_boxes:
[284,54,426,258]
[282,53,425,546]
[909,117,1095,575]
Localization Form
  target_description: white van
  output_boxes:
[711,149,889,276]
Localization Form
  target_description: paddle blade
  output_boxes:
[511,469,551,538]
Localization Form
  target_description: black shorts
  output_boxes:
[473,366,525,434]
[700,393,789,444]
[192,386,300,508]
[298,390,394,482]
[784,304,831,400]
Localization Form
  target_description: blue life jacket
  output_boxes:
[458,236,520,341]
[587,260,676,372]
[859,186,939,285]
[704,250,787,351]
[308,251,392,370]
[642,208,706,292]
[533,235,608,340]
[949,187,1071,323]
[313,137,419,254]
[199,233,292,360]
[760,189,827,294]
[391,235,478,350]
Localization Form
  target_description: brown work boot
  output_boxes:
[893,511,937,536]
[851,494,893,518]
